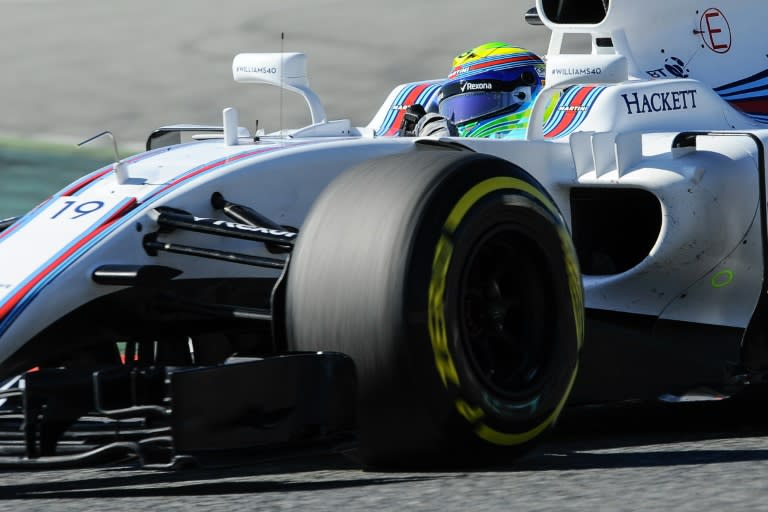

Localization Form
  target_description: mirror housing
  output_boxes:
[232,53,327,124]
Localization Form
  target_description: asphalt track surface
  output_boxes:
[2,2,768,511]
[1,400,768,511]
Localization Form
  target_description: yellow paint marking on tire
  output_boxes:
[475,362,579,446]
[455,399,486,423]
[427,176,582,446]
[444,177,559,233]
[558,227,585,348]
[428,234,460,387]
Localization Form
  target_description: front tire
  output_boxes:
[286,149,583,467]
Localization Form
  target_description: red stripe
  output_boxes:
[384,84,431,136]
[0,143,303,327]
[0,199,137,322]
[545,86,595,139]
[61,166,114,197]
[448,55,539,79]
[469,55,538,71]
[0,219,24,242]
[2,165,118,242]
[0,196,57,242]
[0,143,304,328]
[152,147,281,197]
[730,98,768,114]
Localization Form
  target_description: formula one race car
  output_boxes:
[1,0,768,468]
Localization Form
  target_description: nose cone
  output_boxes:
[0,194,138,362]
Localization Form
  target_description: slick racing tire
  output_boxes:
[286,149,584,468]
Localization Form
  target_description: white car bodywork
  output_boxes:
[1,0,767,400]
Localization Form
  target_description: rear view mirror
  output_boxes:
[232,53,326,124]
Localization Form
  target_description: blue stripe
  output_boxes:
[465,53,541,67]
[415,84,441,112]
[0,198,54,242]
[542,87,581,133]
[377,81,477,134]
[0,142,306,338]
[718,80,768,98]
[543,86,606,139]
[70,143,200,197]
[139,146,284,203]
[377,84,415,134]
[457,61,542,80]
[0,199,134,336]
[745,113,768,124]
[556,87,606,138]
[568,87,605,132]
[721,91,768,102]
[376,83,437,135]
[715,69,768,93]
[58,164,113,197]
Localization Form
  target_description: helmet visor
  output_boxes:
[439,88,530,125]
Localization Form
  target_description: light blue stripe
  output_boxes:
[0,198,134,336]
[556,86,606,138]
[0,142,306,338]
[718,76,768,97]
[545,86,606,139]
[720,91,768,102]
[542,87,581,133]
[377,84,417,134]
[71,141,203,197]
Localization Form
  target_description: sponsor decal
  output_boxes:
[0,142,315,339]
[0,198,138,338]
[621,89,698,115]
[646,57,690,79]
[235,66,278,74]
[460,82,492,92]
[196,217,297,238]
[543,85,607,139]
[378,82,441,136]
[551,67,603,77]
[714,69,768,122]
[448,67,471,79]
[699,8,731,54]
[664,57,689,78]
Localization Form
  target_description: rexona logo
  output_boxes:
[621,89,698,115]
[460,82,493,92]
[211,220,297,238]
[236,66,278,74]
[192,216,297,238]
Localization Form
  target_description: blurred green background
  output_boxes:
[0,140,129,219]
[0,0,558,222]
[0,0,557,221]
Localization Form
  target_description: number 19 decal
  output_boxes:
[50,200,105,220]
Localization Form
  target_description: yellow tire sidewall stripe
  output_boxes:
[427,176,583,446]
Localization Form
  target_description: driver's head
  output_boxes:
[438,42,545,138]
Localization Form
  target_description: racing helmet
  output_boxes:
[438,42,545,138]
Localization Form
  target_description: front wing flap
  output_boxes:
[0,352,356,468]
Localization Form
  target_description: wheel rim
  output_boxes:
[459,226,557,399]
